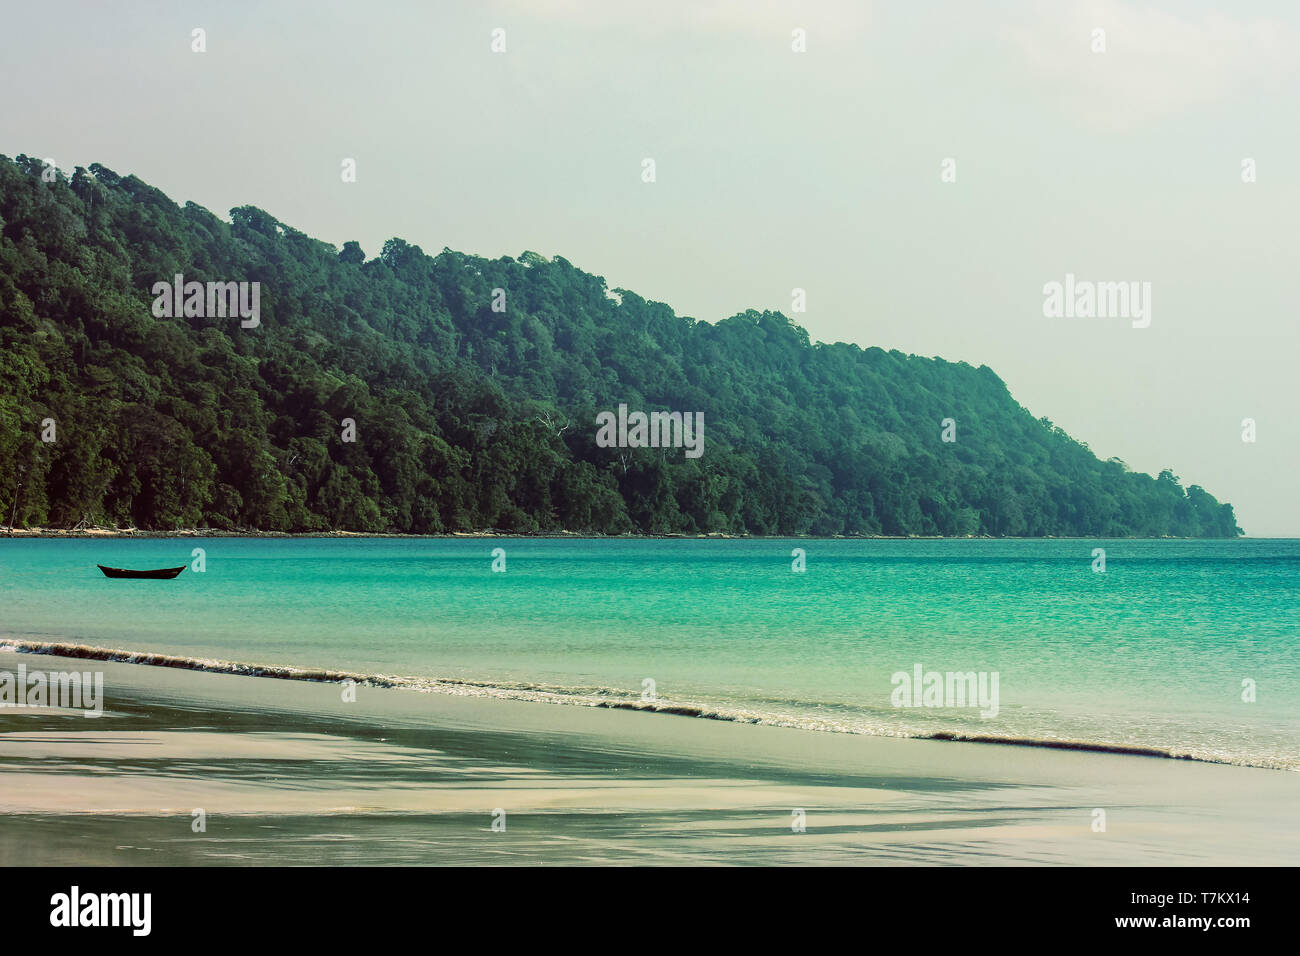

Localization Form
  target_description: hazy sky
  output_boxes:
[2,1,1296,533]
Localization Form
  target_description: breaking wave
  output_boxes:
[1,638,1292,771]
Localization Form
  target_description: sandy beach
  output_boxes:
[0,647,1295,866]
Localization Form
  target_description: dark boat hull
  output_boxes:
[97,564,187,579]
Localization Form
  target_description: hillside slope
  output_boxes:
[0,155,1241,536]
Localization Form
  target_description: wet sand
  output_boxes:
[0,648,1295,865]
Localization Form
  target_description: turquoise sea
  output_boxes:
[1,538,1296,770]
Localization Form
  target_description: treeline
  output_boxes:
[0,154,1241,536]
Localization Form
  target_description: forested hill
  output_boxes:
[0,154,1240,536]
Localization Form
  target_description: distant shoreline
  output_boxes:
[0,527,1250,540]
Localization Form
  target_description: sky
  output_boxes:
[1,0,1296,534]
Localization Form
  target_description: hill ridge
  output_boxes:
[0,154,1241,536]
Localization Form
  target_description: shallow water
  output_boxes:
[1,538,1296,769]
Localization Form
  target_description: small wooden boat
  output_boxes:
[97,564,186,580]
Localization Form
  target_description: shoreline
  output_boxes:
[0,638,1289,773]
[1,646,1295,865]
[0,527,1249,540]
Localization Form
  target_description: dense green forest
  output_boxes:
[0,154,1241,536]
